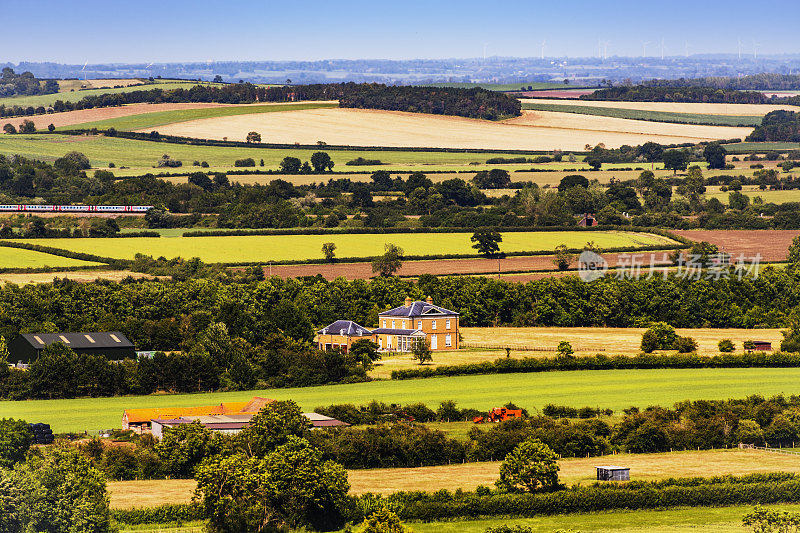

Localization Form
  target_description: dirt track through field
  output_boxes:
[672,229,800,262]
[147,107,749,151]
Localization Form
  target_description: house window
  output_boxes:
[387,335,393,349]
[417,320,422,329]
[392,320,396,329]
[402,320,406,329]
[379,338,383,349]
[431,320,437,330]
[445,334,452,347]
[446,319,451,330]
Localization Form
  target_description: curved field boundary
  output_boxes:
[521,102,761,127]
[0,240,121,269]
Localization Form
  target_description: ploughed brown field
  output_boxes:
[0,102,228,130]
[672,229,800,262]
[266,251,679,280]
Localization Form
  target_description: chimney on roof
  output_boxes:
[426,296,433,304]
[404,296,413,307]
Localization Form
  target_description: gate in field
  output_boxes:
[462,342,605,352]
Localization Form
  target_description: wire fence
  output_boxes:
[462,343,605,352]
[739,443,800,456]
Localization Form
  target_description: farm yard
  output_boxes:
[147,107,752,151]
[5,366,800,433]
[8,230,676,264]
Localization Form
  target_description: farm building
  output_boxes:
[122,397,274,433]
[8,332,135,364]
[596,466,630,481]
[578,213,598,227]
[315,297,460,353]
[316,320,374,353]
[151,411,348,438]
[746,341,773,352]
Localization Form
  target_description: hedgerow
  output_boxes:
[111,503,203,525]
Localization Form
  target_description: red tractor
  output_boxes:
[473,407,523,424]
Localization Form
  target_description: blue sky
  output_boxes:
[2,0,799,62]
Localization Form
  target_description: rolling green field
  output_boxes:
[0,246,103,269]
[725,141,800,153]
[60,102,339,131]
[422,81,578,91]
[5,367,800,433]
[0,81,217,109]
[521,102,762,127]
[405,504,800,533]
[0,134,546,171]
[13,231,675,263]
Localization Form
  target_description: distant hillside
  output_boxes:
[0,68,58,98]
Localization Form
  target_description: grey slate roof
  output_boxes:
[19,332,133,350]
[371,328,425,335]
[317,320,372,337]
[379,301,459,317]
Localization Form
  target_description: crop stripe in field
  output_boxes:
[0,240,125,269]
[520,102,763,127]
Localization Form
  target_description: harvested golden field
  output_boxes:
[505,110,752,140]
[57,78,144,91]
[145,107,747,151]
[520,98,796,116]
[460,326,784,356]
[106,449,799,506]
[0,270,156,285]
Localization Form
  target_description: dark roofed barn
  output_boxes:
[8,332,136,364]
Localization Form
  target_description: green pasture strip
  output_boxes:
[405,504,800,533]
[13,231,675,263]
[0,245,103,269]
[59,102,339,131]
[0,134,549,169]
[6,367,800,433]
[0,81,218,109]
[421,82,578,91]
[521,102,762,127]
[724,142,800,153]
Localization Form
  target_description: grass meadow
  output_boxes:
[521,101,762,127]
[12,230,675,264]
[704,185,800,205]
[59,102,339,132]
[6,366,800,433]
[108,448,800,506]
[0,246,102,269]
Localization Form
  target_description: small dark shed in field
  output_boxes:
[745,341,772,352]
[8,332,135,364]
[596,465,630,481]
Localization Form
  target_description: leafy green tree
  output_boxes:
[552,244,574,271]
[360,508,411,533]
[496,438,560,493]
[674,336,698,353]
[557,341,574,359]
[238,400,311,457]
[471,228,503,258]
[350,339,380,370]
[411,338,433,365]
[28,342,78,399]
[279,156,302,173]
[637,141,664,163]
[11,444,112,533]
[322,242,337,262]
[372,243,404,277]
[0,474,21,533]
[663,149,690,173]
[310,152,334,172]
[18,120,35,134]
[729,190,750,210]
[3,123,16,134]
[703,142,727,169]
[640,322,678,353]
[155,421,219,477]
[245,131,261,143]
[557,174,589,193]
[195,436,350,532]
[0,419,32,469]
[736,420,765,445]
[787,236,800,272]
[472,169,511,188]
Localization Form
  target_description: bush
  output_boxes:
[496,438,560,493]
[640,322,678,353]
[719,339,735,353]
[234,157,256,167]
[674,336,698,353]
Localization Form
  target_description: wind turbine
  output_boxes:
[540,39,547,60]
[483,43,488,61]
[752,39,760,59]
[737,38,743,60]
[660,38,666,60]
[81,61,87,81]
[684,41,690,58]
[641,40,651,57]
[599,40,610,60]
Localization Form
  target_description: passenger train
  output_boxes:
[0,205,153,213]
